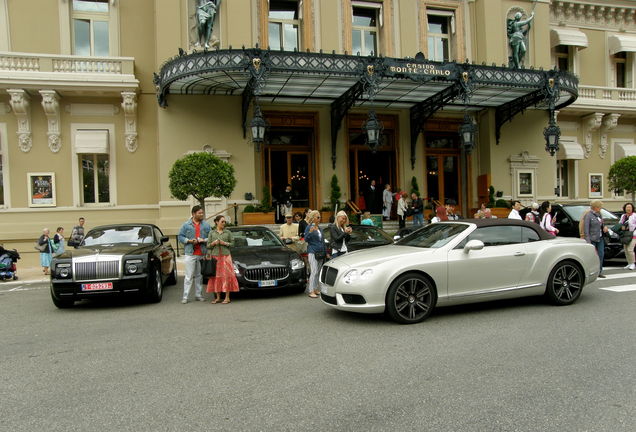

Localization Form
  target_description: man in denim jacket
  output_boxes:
[178,205,211,303]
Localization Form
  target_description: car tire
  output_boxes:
[147,267,163,303]
[165,262,177,286]
[545,260,583,306]
[385,273,437,324]
[51,287,74,309]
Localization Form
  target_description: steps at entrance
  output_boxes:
[257,220,404,234]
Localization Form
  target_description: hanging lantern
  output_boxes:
[362,110,384,153]
[459,114,476,153]
[250,105,267,151]
[543,117,561,156]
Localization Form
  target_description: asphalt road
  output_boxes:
[1,266,635,432]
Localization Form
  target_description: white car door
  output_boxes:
[446,226,534,299]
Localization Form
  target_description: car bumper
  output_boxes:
[319,281,386,314]
[235,269,306,291]
[51,274,148,300]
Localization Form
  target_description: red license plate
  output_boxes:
[81,282,114,291]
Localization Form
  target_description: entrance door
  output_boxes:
[347,115,397,212]
[425,155,460,208]
[265,131,313,210]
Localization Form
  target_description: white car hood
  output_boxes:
[329,245,438,269]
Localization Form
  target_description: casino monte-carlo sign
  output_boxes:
[384,58,455,81]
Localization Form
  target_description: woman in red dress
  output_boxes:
[206,215,239,303]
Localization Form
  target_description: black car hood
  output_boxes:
[56,243,155,258]
[231,246,295,267]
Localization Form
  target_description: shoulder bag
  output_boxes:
[34,240,47,252]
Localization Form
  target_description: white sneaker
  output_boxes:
[196,296,206,302]
[624,264,631,269]
[181,298,188,304]
[629,264,635,270]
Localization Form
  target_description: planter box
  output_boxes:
[242,212,274,225]
[490,208,510,218]
[320,211,334,222]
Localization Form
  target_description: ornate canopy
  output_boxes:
[154,48,578,167]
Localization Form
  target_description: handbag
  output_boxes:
[34,241,47,252]
[200,255,217,277]
[313,250,326,260]
[620,230,634,245]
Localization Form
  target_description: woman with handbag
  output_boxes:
[539,201,559,236]
[37,228,53,275]
[206,215,239,304]
[619,202,636,270]
[329,210,352,259]
[304,210,326,298]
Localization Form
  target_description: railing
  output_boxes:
[0,51,135,75]
[578,85,636,102]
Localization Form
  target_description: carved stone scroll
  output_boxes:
[121,91,138,152]
[581,112,603,158]
[40,90,62,153]
[7,89,32,152]
[599,113,620,159]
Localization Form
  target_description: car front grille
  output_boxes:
[74,261,120,281]
[320,265,338,286]
[244,266,289,281]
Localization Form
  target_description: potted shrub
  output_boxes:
[242,186,275,224]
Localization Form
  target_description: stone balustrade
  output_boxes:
[0,52,134,75]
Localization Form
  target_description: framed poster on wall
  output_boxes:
[588,173,603,198]
[517,170,534,197]
[27,172,56,207]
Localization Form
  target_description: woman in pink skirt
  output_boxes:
[206,215,239,303]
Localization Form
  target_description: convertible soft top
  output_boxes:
[446,218,555,241]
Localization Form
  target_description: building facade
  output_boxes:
[0,0,634,257]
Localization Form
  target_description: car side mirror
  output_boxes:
[160,236,169,243]
[284,238,293,245]
[393,235,401,241]
[463,239,484,253]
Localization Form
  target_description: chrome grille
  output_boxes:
[320,266,338,286]
[244,266,289,281]
[74,261,120,281]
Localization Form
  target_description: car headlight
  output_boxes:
[291,258,305,270]
[125,259,144,275]
[56,263,71,278]
[342,268,374,284]
[233,263,240,274]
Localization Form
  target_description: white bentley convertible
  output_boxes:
[319,219,600,324]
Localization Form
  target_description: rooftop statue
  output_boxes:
[507,11,534,69]
[196,0,221,49]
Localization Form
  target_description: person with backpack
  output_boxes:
[524,202,540,224]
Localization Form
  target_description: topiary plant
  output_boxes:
[330,174,341,212]
[410,176,420,196]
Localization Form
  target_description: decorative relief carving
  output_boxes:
[121,92,138,152]
[581,112,603,159]
[40,90,62,153]
[600,113,621,159]
[7,89,32,152]
[551,1,636,31]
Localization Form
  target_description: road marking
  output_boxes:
[598,272,636,280]
[0,285,46,293]
[600,285,636,292]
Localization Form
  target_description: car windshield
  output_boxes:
[230,229,283,248]
[558,205,618,222]
[395,223,468,248]
[345,226,393,244]
[83,226,155,246]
